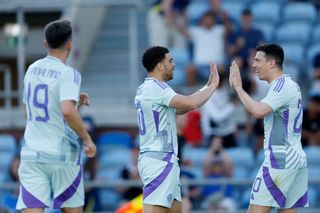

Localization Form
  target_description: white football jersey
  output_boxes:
[22,56,82,165]
[134,77,177,155]
[261,74,307,169]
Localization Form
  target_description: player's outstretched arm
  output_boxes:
[229,60,272,119]
[61,100,96,157]
[171,62,220,115]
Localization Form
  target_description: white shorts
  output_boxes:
[250,166,308,209]
[138,152,182,208]
[16,161,84,210]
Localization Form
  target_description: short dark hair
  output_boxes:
[256,43,284,69]
[44,19,72,49]
[142,46,169,72]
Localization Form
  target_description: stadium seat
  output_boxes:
[251,1,281,24]
[312,25,320,43]
[281,42,304,66]
[0,134,17,180]
[275,22,311,45]
[225,147,254,178]
[0,134,16,153]
[283,61,299,82]
[304,146,320,167]
[186,1,209,26]
[282,2,317,24]
[182,145,207,168]
[221,1,247,21]
[253,21,275,42]
[98,131,132,150]
[306,43,320,80]
[99,148,132,170]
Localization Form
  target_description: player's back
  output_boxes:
[22,56,81,165]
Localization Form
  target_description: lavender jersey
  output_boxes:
[261,74,307,169]
[134,77,177,155]
[21,56,82,165]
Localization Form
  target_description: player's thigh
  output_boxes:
[22,208,44,213]
[143,204,169,213]
[61,207,83,213]
[168,200,181,213]
[248,204,272,213]
[278,209,297,213]
[278,209,296,213]
[51,164,84,209]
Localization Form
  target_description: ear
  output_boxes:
[43,40,48,48]
[156,62,163,71]
[66,39,72,52]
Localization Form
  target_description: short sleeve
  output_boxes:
[261,81,289,112]
[153,82,176,107]
[60,69,81,102]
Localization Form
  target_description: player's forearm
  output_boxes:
[64,110,91,143]
[235,87,265,119]
[187,85,216,111]
[61,101,91,142]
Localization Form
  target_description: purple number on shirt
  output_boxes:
[293,99,302,133]
[135,101,146,135]
[27,83,49,122]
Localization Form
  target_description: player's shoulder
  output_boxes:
[271,75,296,93]
[145,77,170,91]
[61,66,81,83]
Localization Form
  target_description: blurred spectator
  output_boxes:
[118,165,142,202]
[180,111,203,147]
[201,142,236,211]
[185,11,226,86]
[208,0,229,25]
[302,95,320,146]
[201,76,237,148]
[180,169,202,210]
[83,156,101,212]
[227,8,264,70]
[203,138,233,178]
[309,52,320,94]
[2,155,20,211]
[176,114,188,164]
[147,0,190,49]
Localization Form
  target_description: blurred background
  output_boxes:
[0,0,320,212]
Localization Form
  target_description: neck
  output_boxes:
[268,69,284,83]
[47,49,69,64]
[148,70,164,81]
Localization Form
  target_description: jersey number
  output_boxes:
[26,83,49,122]
[293,99,302,133]
[135,101,146,135]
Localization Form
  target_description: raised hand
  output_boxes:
[79,92,90,107]
[207,62,220,89]
[84,139,96,158]
[229,60,242,91]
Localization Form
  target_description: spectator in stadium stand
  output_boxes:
[134,46,220,213]
[147,0,190,50]
[227,8,264,71]
[200,74,237,149]
[16,19,96,212]
[229,43,308,212]
[309,52,320,94]
[302,94,320,146]
[184,11,226,86]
